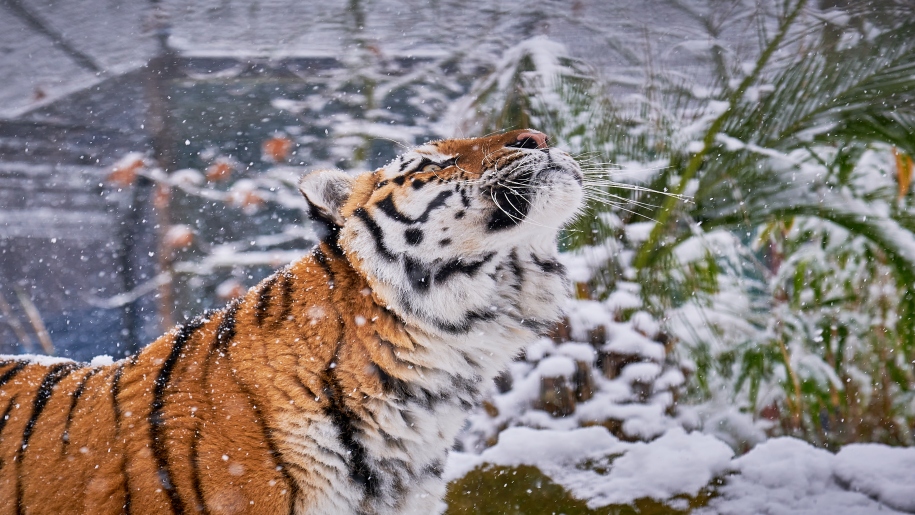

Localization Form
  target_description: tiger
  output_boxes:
[0,129,583,515]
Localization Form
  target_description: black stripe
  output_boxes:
[425,458,444,479]
[372,363,410,400]
[189,419,208,515]
[433,309,498,334]
[0,394,18,440]
[291,374,320,401]
[277,271,294,325]
[433,252,496,284]
[229,375,298,515]
[404,228,423,245]
[486,184,532,232]
[375,190,452,225]
[459,188,471,208]
[322,374,378,498]
[112,356,137,515]
[0,362,27,388]
[0,394,19,470]
[353,208,397,262]
[531,254,566,275]
[408,386,446,411]
[150,318,207,515]
[508,249,524,291]
[218,312,297,515]
[19,363,77,450]
[62,368,100,449]
[193,301,241,515]
[313,247,337,284]
[404,257,432,292]
[17,362,78,514]
[255,275,278,326]
[214,300,241,353]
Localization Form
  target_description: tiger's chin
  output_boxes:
[525,166,585,232]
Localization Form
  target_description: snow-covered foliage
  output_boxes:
[445,1,915,511]
[447,427,915,513]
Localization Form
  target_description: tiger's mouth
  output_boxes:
[486,181,533,232]
[483,153,582,232]
[538,164,584,185]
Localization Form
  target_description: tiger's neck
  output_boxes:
[338,225,572,360]
[226,239,568,513]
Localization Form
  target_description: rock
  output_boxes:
[539,376,576,417]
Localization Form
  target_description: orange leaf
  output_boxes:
[216,279,246,300]
[107,154,145,187]
[153,184,171,210]
[893,147,913,200]
[163,224,195,250]
[262,135,293,163]
[206,157,235,182]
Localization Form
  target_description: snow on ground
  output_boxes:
[699,438,915,515]
[446,426,733,509]
[446,427,915,513]
[450,238,915,513]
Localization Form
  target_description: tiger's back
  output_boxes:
[0,129,584,514]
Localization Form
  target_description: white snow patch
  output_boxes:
[585,428,733,507]
[536,355,576,378]
[833,444,915,513]
[0,354,74,367]
[89,355,115,367]
[699,438,910,515]
[554,342,596,363]
[603,325,665,361]
[620,362,661,383]
[446,427,732,509]
[604,289,642,313]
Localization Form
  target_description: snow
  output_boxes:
[628,310,660,338]
[447,426,733,508]
[89,355,114,367]
[449,426,915,513]
[698,438,912,515]
[0,353,74,366]
[604,288,642,313]
[833,444,915,513]
[602,325,665,361]
[0,354,114,368]
[553,342,596,363]
[619,361,661,383]
[535,355,576,378]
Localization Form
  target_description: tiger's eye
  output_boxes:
[422,163,442,172]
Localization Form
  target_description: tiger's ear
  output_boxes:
[298,169,354,227]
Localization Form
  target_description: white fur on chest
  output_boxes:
[290,134,583,514]
[277,249,567,514]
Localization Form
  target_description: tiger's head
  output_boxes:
[299,130,583,342]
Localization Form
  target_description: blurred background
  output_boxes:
[2,0,915,510]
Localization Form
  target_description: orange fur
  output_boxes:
[0,243,405,513]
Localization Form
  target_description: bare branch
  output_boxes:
[14,288,53,355]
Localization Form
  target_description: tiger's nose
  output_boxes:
[511,131,549,150]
